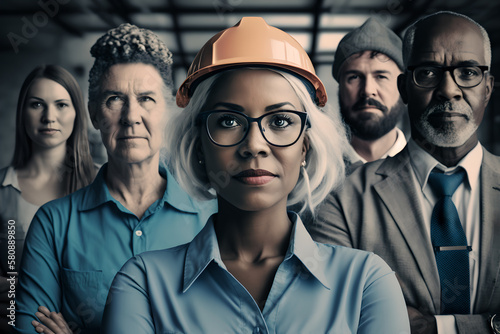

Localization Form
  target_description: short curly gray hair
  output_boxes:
[88,23,173,112]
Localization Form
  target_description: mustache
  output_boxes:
[352,98,388,113]
[424,101,472,119]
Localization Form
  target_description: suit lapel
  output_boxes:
[474,149,500,312]
[373,148,441,313]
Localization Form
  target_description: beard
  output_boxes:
[414,100,478,147]
[340,97,406,141]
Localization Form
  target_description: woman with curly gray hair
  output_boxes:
[14,24,215,334]
[101,17,410,333]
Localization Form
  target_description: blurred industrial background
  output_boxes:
[1,0,499,167]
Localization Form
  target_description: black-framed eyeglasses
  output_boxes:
[196,109,310,147]
[407,65,489,88]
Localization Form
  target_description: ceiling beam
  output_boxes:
[309,0,324,66]
[0,6,398,16]
[167,0,189,72]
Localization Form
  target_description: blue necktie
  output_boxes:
[428,170,470,314]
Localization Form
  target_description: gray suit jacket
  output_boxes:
[308,146,500,333]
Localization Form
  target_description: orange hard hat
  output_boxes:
[176,17,327,107]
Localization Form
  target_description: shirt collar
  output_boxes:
[80,164,113,211]
[183,214,221,292]
[183,213,331,293]
[348,127,406,164]
[408,138,483,191]
[1,166,20,192]
[284,213,331,290]
[162,165,200,214]
[386,127,407,158]
[80,163,199,214]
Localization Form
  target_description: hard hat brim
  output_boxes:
[176,62,327,108]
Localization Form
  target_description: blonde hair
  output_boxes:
[165,68,348,214]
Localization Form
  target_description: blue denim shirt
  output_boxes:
[102,213,410,334]
[14,164,217,333]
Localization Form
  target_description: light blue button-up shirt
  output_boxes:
[14,164,217,333]
[102,213,410,334]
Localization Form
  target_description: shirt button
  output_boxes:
[135,230,143,237]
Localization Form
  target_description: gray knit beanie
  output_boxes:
[332,18,403,81]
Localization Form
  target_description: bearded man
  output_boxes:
[333,18,407,167]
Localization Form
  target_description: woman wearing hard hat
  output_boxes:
[102,17,410,333]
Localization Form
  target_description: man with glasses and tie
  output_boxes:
[308,11,500,334]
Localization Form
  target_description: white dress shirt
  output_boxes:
[408,139,482,334]
[1,166,39,234]
[349,127,407,164]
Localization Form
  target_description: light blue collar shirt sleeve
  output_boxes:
[102,213,410,334]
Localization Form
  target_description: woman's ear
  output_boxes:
[301,135,310,161]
